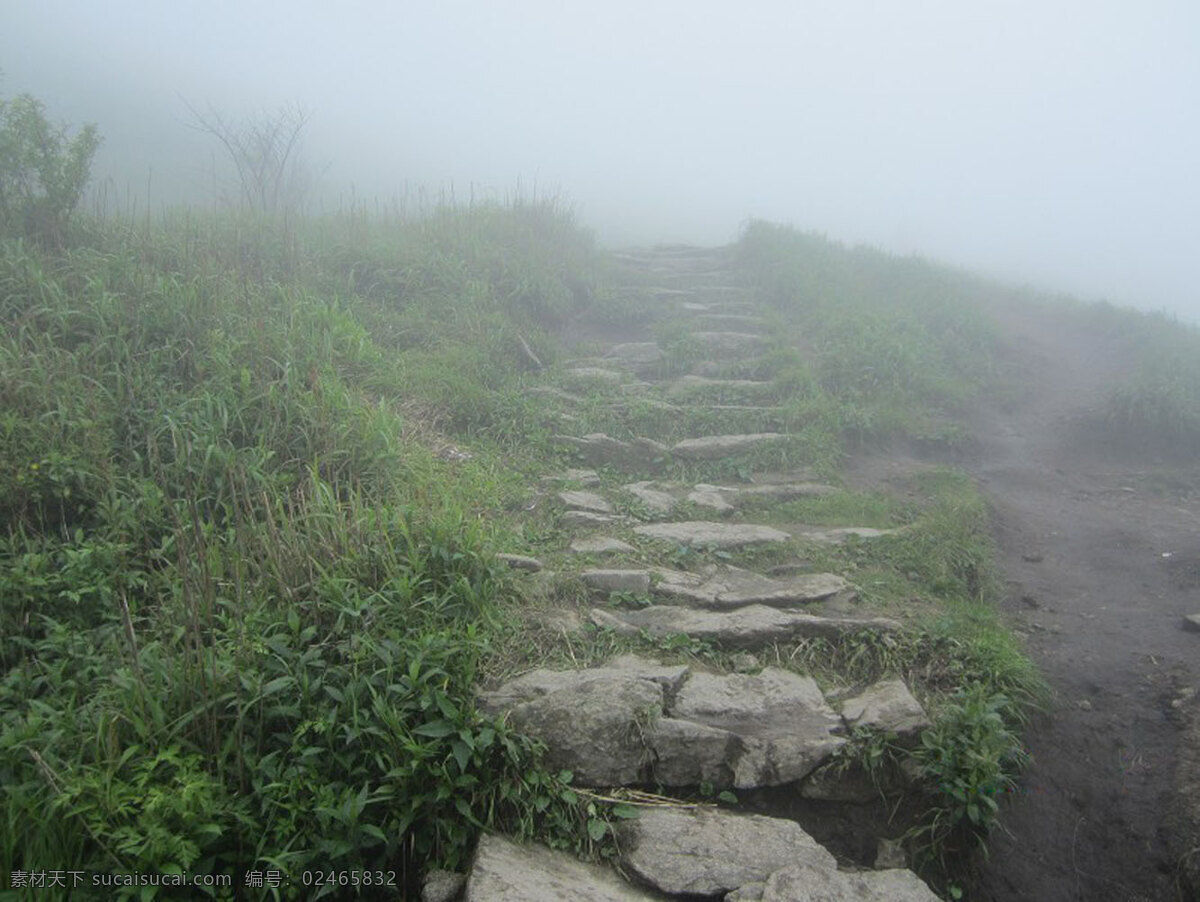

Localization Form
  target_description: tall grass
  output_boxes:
[736,220,1002,441]
[0,199,607,897]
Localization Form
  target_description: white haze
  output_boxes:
[3,1,1198,319]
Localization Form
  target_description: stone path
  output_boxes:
[449,246,938,900]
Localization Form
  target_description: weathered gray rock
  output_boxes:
[644,717,740,786]
[464,833,656,901]
[760,862,939,901]
[618,808,835,896]
[665,375,774,399]
[561,510,626,528]
[841,679,931,740]
[623,482,678,515]
[674,669,845,787]
[569,537,636,555]
[689,331,768,355]
[670,433,787,461]
[589,605,901,648]
[479,655,690,715]
[714,482,840,502]
[480,656,709,787]
[488,676,660,785]
[496,553,544,573]
[726,884,765,901]
[633,521,791,549]
[1183,613,1200,633]
[558,490,614,513]
[793,526,896,544]
[422,869,466,902]
[582,569,651,594]
[647,566,853,610]
[542,467,602,487]
[554,433,669,470]
[688,487,736,514]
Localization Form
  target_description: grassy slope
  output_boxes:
[2,208,1197,898]
[0,203,608,896]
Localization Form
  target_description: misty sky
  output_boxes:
[3,1,1198,318]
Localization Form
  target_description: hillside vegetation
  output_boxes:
[3,98,1199,899]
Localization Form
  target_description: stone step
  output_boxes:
[590,604,901,647]
[793,525,898,544]
[554,433,668,471]
[464,833,656,901]
[670,433,788,460]
[553,433,795,472]
[685,331,769,356]
[695,481,840,503]
[665,375,776,400]
[581,565,853,610]
[632,521,791,549]
[568,536,636,555]
[557,490,613,514]
[481,655,920,791]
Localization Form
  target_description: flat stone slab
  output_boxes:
[465,833,656,901]
[569,537,636,555]
[589,605,901,648]
[581,569,651,594]
[792,526,896,544]
[557,490,614,513]
[687,487,735,514]
[760,862,940,901]
[554,433,668,471]
[688,331,768,355]
[618,808,835,896]
[665,375,775,399]
[623,481,678,515]
[674,669,845,787]
[561,510,626,528]
[478,656,690,786]
[840,678,931,740]
[703,482,840,503]
[670,433,787,460]
[633,521,790,549]
[647,566,853,610]
[480,654,690,712]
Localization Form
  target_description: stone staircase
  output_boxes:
[436,247,940,901]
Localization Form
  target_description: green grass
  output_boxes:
[1097,308,1200,449]
[0,198,621,898]
[735,220,1003,444]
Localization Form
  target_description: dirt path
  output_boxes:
[930,303,1198,900]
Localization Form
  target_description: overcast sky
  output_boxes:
[4,1,1198,318]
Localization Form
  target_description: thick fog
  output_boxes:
[4,1,1198,319]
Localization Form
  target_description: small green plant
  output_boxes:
[908,684,1030,870]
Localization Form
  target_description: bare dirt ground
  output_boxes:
[852,300,1200,900]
